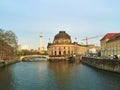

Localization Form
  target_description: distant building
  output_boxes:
[100,33,120,58]
[86,45,100,56]
[38,47,47,53]
[21,45,29,50]
[47,31,100,60]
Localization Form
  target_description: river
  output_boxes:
[0,58,120,90]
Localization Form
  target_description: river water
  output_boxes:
[0,58,120,90]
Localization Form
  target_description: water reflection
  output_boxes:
[48,62,77,90]
[0,59,120,90]
[0,66,11,90]
[34,57,47,61]
[23,57,47,62]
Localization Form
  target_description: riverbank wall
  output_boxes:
[0,57,20,67]
[82,57,120,73]
[48,55,81,63]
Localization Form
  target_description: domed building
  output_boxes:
[53,31,71,44]
[48,31,85,60]
[47,31,100,61]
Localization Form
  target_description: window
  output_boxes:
[59,51,61,55]
[55,51,56,55]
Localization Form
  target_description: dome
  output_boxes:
[53,31,71,44]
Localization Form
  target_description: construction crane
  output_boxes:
[82,35,103,45]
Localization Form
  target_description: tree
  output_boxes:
[16,50,24,56]
[0,29,18,50]
[0,29,18,60]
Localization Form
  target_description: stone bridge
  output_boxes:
[20,55,49,61]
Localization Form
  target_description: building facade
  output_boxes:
[47,31,100,60]
[48,31,74,60]
[101,33,120,58]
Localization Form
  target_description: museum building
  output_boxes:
[47,31,89,60]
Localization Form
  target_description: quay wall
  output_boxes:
[48,55,81,62]
[0,57,20,67]
[82,57,120,73]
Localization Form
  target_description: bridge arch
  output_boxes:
[20,55,49,61]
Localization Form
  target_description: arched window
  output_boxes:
[59,51,61,55]
[55,51,57,55]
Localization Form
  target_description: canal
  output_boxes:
[0,58,120,90]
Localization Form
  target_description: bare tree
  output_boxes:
[0,29,18,49]
[4,30,18,49]
[0,29,18,60]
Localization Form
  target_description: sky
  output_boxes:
[0,0,120,49]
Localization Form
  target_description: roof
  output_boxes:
[100,33,120,41]
[107,33,120,42]
[54,31,71,40]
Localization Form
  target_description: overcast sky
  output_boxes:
[0,0,120,49]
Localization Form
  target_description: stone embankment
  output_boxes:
[82,57,120,73]
[0,57,20,67]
